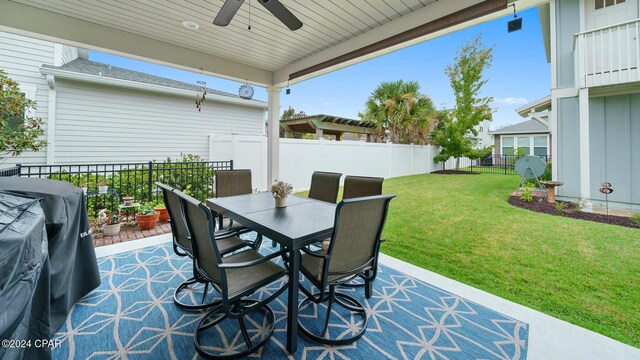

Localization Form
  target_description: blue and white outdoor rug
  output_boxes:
[53,238,528,359]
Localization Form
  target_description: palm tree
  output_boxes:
[358,80,436,144]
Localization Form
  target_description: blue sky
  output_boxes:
[90,7,549,130]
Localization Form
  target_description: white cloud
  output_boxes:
[493,97,528,105]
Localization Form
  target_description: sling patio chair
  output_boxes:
[297,194,395,345]
[157,182,259,310]
[308,171,342,203]
[342,175,384,200]
[273,170,342,248]
[214,170,263,248]
[181,193,288,359]
[337,175,385,292]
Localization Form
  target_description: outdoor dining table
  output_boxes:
[206,192,336,354]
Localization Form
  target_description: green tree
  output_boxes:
[359,80,436,144]
[430,35,494,169]
[0,69,46,163]
[280,106,307,138]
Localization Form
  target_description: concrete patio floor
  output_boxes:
[93,234,640,360]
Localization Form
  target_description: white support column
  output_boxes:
[266,86,281,187]
[46,75,56,165]
[578,87,592,211]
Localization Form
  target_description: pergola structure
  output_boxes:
[0,0,546,189]
[281,114,377,141]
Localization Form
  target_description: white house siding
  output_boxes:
[0,32,53,165]
[53,80,265,164]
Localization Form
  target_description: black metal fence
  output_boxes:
[0,160,233,217]
[441,154,551,175]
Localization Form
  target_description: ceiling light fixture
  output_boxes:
[182,20,200,30]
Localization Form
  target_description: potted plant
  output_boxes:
[122,195,134,206]
[135,202,159,230]
[98,181,109,194]
[154,201,169,222]
[271,180,293,208]
[103,213,121,236]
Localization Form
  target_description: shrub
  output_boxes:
[631,213,640,226]
[520,187,533,203]
[541,162,552,181]
[47,153,216,218]
[555,202,567,213]
[0,69,46,163]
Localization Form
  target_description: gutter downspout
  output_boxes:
[46,74,56,165]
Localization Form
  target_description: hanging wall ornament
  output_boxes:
[238,82,254,100]
[195,80,207,111]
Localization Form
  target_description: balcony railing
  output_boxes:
[574,19,640,88]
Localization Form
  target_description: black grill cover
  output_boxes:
[0,193,48,360]
[0,177,101,359]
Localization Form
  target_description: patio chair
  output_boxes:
[157,182,258,310]
[215,169,251,228]
[297,194,395,345]
[308,171,342,203]
[338,175,385,292]
[181,194,288,359]
[215,169,263,247]
[342,175,384,200]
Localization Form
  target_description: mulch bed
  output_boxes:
[431,170,479,175]
[508,196,639,229]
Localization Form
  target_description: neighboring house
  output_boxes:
[468,119,492,149]
[489,95,552,159]
[538,0,640,211]
[0,31,267,166]
[489,119,551,159]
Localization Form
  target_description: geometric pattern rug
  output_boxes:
[53,237,528,360]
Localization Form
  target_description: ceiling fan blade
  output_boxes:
[258,0,303,30]
[213,0,245,26]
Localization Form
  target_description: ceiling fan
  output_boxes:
[213,0,303,31]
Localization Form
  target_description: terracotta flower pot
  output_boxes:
[136,212,159,230]
[155,207,169,222]
[103,223,121,236]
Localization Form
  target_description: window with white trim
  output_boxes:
[517,136,531,155]
[501,134,549,157]
[595,0,625,10]
[501,136,513,155]
[533,135,548,156]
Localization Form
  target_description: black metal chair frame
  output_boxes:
[182,197,289,359]
[297,194,394,345]
[156,181,258,311]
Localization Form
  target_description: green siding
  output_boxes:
[555,0,580,88]
[557,97,580,198]
[590,94,640,207]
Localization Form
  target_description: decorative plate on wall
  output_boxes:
[239,83,254,100]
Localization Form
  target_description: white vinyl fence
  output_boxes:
[209,134,455,191]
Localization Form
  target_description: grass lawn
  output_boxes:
[302,174,640,347]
